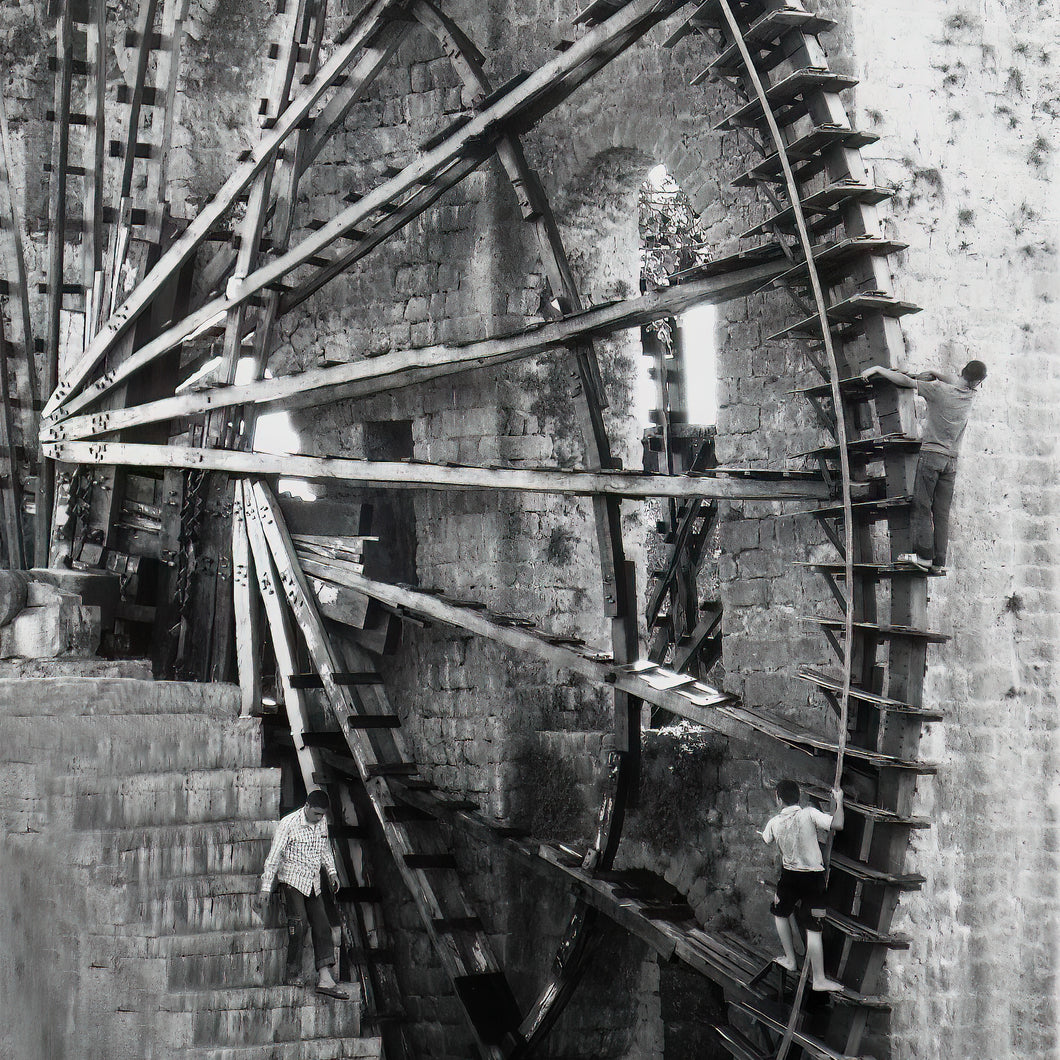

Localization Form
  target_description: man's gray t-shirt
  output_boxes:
[916,378,977,458]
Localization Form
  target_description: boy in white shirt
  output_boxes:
[761,779,845,991]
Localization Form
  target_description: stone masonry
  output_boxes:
[0,669,381,1059]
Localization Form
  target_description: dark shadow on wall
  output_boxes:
[361,418,418,585]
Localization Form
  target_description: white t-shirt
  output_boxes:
[762,803,833,871]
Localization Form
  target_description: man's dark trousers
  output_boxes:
[911,451,957,565]
[281,882,334,977]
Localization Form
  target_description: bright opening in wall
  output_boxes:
[235,359,318,502]
[679,303,717,425]
[176,355,318,500]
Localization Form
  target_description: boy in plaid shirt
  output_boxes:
[256,789,348,998]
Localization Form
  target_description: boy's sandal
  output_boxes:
[316,984,350,1000]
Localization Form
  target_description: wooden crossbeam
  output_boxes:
[239,480,397,1030]
[46,0,697,420]
[47,258,785,437]
[193,0,400,311]
[277,150,486,316]
[392,784,889,1023]
[309,567,938,770]
[41,440,840,501]
[44,0,410,418]
[276,564,750,729]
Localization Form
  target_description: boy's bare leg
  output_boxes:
[773,915,798,971]
[806,928,843,991]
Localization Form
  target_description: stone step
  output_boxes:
[0,714,263,774]
[176,1034,382,1060]
[115,872,266,934]
[68,820,277,880]
[158,985,362,1048]
[50,767,280,829]
[0,678,241,719]
[0,657,152,679]
[111,927,289,990]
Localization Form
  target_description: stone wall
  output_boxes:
[843,3,1060,1058]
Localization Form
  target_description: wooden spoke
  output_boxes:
[47,259,785,438]
[247,479,519,1057]
[47,0,694,420]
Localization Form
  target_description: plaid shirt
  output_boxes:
[260,807,339,897]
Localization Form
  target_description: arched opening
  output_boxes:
[638,163,723,690]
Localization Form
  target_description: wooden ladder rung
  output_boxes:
[431,916,484,934]
[403,853,458,870]
[346,713,401,729]
[383,805,435,823]
[335,885,384,903]
[365,761,419,778]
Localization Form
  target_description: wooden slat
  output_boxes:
[248,479,516,1058]
[241,479,392,1033]
[38,1,75,564]
[49,0,709,420]
[231,484,262,717]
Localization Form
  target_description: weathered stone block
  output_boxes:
[0,601,100,659]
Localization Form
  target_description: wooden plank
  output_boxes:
[0,95,38,459]
[277,151,486,316]
[43,440,840,501]
[248,479,517,1057]
[241,479,384,1022]
[47,257,787,437]
[49,0,706,420]
[81,0,107,340]
[0,320,25,567]
[38,1,75,565]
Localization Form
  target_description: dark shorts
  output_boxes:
[770,868,827,930]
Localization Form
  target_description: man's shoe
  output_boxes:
[283,971,303,986]
[929,564,947,576]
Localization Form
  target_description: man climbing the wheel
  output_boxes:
[860,358,987,573]
[255,789,349,1000]
[762,779,845,992]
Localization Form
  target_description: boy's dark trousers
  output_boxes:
[280,882,334,978]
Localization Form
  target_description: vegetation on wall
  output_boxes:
[638,166,708,292]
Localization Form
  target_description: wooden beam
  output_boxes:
[43,0,411,418]
[275,563,748,729]
[47,0,696,419]
[47,259,786,438]
[247,479,515,1057]
[277,151,486,316]
[299,565,930,769]
[38,1,75,564]
[42,440,839,500]
[0,317,26,567]
[231,482,262,717]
